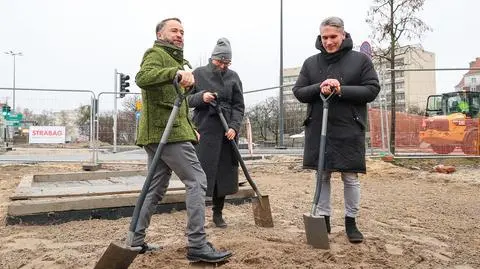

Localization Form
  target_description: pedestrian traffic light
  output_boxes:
[2,104,11,117]
[119,73,130,98]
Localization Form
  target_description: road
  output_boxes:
[0,146,473,164]
[0,146,304,164]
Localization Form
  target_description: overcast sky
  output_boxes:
[0,0,478,113]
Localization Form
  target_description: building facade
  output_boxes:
[455,57,480,92]
[372,45,436,113]
[282,67,307,136]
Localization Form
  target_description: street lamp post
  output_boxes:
[278,0,285,148]
[4,51,23,111]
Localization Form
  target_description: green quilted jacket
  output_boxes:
[135,41,197,146]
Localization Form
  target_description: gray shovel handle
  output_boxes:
[311,91,335,215]
[128,74,186,235]
[210,101,265,206]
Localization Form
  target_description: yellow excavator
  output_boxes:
[419,90,479,155]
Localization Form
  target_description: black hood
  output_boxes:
[315,32,353,64]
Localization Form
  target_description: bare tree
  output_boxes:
[57,111,69,126]
[76,105,91,126]
[246,97,279,144]
[30,110,55,126]
[121,95,140,112]
[20,108,34,119]
[407,105,425,116]
[75,104,91,138]
[284,102,307,136]
[366,0,431,154]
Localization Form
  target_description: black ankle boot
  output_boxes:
[345,216,364,243]
[213,213,227,228]
[322,215,331,234]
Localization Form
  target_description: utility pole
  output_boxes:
[278,0,285,149]
[113,70,130,153]
[4,51,23,111]
[113,69,118,153]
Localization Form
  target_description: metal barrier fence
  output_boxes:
[0,87,97,162]
[241,67,479,157]
[1,66,479,164]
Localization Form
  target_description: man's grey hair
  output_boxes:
[155,17,182,34]
[320,16,344,31]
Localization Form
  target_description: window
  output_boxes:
[394,58,404,67]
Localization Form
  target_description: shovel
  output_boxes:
[210,100,274,228]
[303,91,335,249]
[94,74,190,269]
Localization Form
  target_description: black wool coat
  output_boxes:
[188,61,245,197]
[292,34,380,173]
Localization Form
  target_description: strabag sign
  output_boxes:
[29,126,66,144]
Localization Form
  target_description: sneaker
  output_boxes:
[187,242,232,263]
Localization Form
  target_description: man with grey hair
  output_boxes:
[188,38,245,228]
[293,16,380,243]
[134,18,232,262]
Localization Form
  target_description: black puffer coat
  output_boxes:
[188,61,245,197]
[292,33,380,173]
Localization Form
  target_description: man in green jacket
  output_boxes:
[133,17,232,263]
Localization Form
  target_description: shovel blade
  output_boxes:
[252,195,274,227]
[303,213,330,249]
[94,241,140,269]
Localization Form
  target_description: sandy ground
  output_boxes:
[0,156,479,269]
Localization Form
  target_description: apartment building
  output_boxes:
[372,44,436,112]
[455,57,480,92]
[281,67,307,135]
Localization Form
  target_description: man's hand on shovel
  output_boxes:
[320,79,341,96]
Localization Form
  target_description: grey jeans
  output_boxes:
[314,171,360,218]
[132,142,208,248]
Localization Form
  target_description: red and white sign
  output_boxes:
[29,126,66,144]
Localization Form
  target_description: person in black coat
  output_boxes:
[188,38,245,228]
[292,17,380,243]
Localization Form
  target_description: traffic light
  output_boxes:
[2,104,11,117]
[119,73,130,98]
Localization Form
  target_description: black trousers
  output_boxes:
[212,183,225,215]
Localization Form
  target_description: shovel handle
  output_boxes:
[210,100,266,208]
[310,90,335,215]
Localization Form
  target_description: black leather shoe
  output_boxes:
[213,213,227,228]
[345,217,364,243]
[187,242,232,263]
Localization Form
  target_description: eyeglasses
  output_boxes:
[214,59,231,67]
[219,61,231,67]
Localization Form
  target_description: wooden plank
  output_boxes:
[11,179,185,200]
[12,176,34,200]
[33,170,148,182]
[7,186,255,216]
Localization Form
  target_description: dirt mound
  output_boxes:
[0,159,479,268]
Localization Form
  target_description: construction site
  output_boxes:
[0,155,478,269]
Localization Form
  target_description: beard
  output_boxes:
[213,65,227,75]
[160,38,183,48]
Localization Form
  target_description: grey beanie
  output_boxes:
[211,37,232,61]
